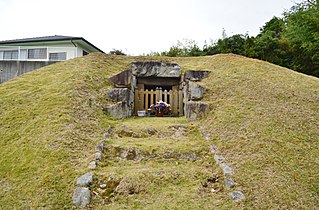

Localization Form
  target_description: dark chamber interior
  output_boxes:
[144,85,172,91]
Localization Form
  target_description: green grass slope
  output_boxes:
[0,54,133,208]
[0,53,318,209]
[195,55,319,208]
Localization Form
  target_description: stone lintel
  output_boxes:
[131,62,181,78]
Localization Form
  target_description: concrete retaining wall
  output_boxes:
[0,61,57,83]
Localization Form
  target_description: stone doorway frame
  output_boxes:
[107,61,210,120]
[132,62,183,116]
[134,82,184,116]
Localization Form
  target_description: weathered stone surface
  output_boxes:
[224,178,236,189]
[229,191,245,201]
[107,88,131,102]
[106,88,134,118]
[221,163,233,176]
[88,161,97,169]
[187,81,205,100]
[96,140,105,152]
[109,69,132,87]
[95,152,102,161]
[184,70,210,81]
[105,102,131,119]
[214,154,225,164]
[185,101,209,120]
[131,62,181,78]
[72,187,91,207]
[100,183,107,189]
[76,172,94,187]
[131,75,137,89]
[120,148,137,160]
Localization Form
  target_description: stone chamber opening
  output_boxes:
[107,61,210,120]
[135,76,183,116]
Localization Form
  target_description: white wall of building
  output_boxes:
[0,37,101,61]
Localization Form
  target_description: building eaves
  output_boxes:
[0,35,104,53]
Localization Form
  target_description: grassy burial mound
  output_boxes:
[193,55,319,208]
[0,53,318,209]
[0,54,132,208]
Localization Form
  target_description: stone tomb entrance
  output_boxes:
[108,61,210,119]
[135,77,183,116]
[131,62,183,116]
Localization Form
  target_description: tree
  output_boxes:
[259,16,285,38]
[285,0,319,76]
[251,17,288,66]
[164,39,204,57]
[109,49,126,56]
[165,41,184,57]
[158,0,319,77]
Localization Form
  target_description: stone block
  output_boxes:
[96,140,105,152]
[229,191,245,201]
[105,102,131,119]
[76,172,93,187]
[107,88,131,102]
[109,69,132,87]
[95,152,102,161]
[88,161,97,169]
[187,81,205,100]
[184,70,210,81]
[131,62,181,78]
[224,178,236,189]
[72,187,91,207]
[221,163,233,176]
[185,101,209,120]
[214,154,225,164]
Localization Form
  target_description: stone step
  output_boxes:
[92,159,225,207]
[88,118,233,207]
[111,123,190,139]
[103,145,209,161]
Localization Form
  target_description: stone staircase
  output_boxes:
[88,118,236,209]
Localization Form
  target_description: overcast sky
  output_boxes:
[0,0,301,55]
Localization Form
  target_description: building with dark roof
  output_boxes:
[0,35,104,83]
[0,35,104,61]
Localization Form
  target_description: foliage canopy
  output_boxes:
[157,0,319,77]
